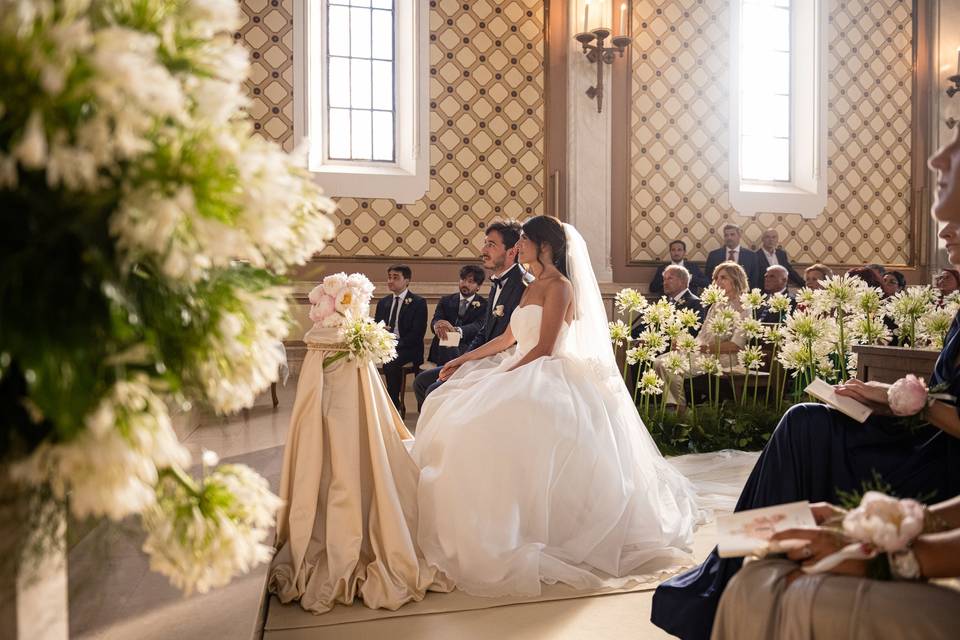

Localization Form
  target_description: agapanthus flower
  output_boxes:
[626,345,654,366]
[637,370,664,396]
[637,329,667,353]
[700,284,728,307]
[609,320,631,347]
[661,351,688,376]
[737,345,765,371]
[739,288,765,311]
[768,292,793,315]
[615,288,647,314]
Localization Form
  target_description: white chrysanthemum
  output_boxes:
[197,287,291,414]
[700,284,728,307]
[609,320,631,347]
[740,317,764,340]
[661,351,688,376]
[637,329,667,353]
[676,308,701,330]
[637,369,664,396]
[626,345,653,366]
[615,288,647,314]
[699,354,722,376]
[675,333,699,354]
[920,308,954,349]
[739,288,765,310]
[10,376,190,521]
[737,344,765,371]
[142,463,281,595]
[768,292,793,314]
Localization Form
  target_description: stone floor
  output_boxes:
[69,380,743,640]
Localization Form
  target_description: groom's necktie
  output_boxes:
[458,297,469,319]
[388,296,400,333]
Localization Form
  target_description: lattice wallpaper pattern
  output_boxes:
[629,0,914,266]
[238,0,546,259]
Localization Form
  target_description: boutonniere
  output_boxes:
[403,297,412,305]
[493,305,505,317]
[471,300,481,308]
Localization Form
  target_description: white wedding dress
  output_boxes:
[411,225,709,597]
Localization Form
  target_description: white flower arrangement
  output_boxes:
[615,288,647,315]
[1,0,336,595]
[637,369,664,396]
[739,288,765,311]
[325,315,398,368]
[700,283,729,307]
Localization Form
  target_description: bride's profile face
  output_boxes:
[517,232,536,264]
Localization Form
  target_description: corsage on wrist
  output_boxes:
[887,375,955,417]
[803,491,924,580]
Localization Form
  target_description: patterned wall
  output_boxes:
[629,0,914,266]
[238,0,546,259]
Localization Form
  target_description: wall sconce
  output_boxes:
[575,2,632,113]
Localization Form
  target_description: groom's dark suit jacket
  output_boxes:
[464,263,532,352]
[374,291,428,366]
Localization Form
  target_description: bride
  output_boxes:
[412,216,704,597]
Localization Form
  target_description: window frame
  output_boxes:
[294,0,429,204]
[728,0,828,219]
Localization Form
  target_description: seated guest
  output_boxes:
[427,265,488,367]
[758,265,795,324]
[847,265,884,289]
[936,267,960,299]
[662,264,706,329]
[706,223,761,290]
[374,265,428,410]
[650,134,960,640]
[866,262,887,283]
[756,228,804,288]
[803,263,833,290]
[649,240,709,295]
[413,221,530,411]
[713,493,960,640]
[655,262,750,409]
[882,269,907,298]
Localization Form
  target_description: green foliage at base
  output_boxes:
[640,402,785,456]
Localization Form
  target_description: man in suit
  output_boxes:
[755,228,803,288]
[634,264,705,337]
[374,264,428,411]
[758,265,796,323]
[427,265,488,367]
[649,240,710,295]
[705,223,761,289]
[413,220,530,412]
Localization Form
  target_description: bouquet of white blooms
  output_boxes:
[307,272,397,368]
[1,0,335,594]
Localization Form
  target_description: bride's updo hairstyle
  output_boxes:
[522,215,568,276]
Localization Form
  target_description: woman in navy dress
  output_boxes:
[651,132,960,640]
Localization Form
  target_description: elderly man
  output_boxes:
[662,264,706,328]
[705,223,761,289]
[758,265,796,323]
[756,228,803,288]
[649,240,709,295]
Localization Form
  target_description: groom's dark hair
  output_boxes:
[486,220,522,261]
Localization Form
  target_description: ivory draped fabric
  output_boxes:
[268,328,452,613]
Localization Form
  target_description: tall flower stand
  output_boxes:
[0,481,68,640]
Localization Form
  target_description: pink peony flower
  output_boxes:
[308,284,324,305]
[887,374,928,416]
[308,293,337,325]
[842,491,925,552]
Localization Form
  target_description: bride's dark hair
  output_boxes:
[521,215,567,276]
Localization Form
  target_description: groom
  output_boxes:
[413,220,531,412]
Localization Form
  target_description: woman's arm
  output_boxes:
[837,379,960,436]
[506,280,572,372]
[438,325,515,381]
[913,528,960,579]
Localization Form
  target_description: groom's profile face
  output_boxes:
[481,230,511,271]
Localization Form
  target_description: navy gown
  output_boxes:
[651,315,960,640]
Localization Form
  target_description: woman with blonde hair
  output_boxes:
[656,260,751,408]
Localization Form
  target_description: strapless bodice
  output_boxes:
[510,305,568,355]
